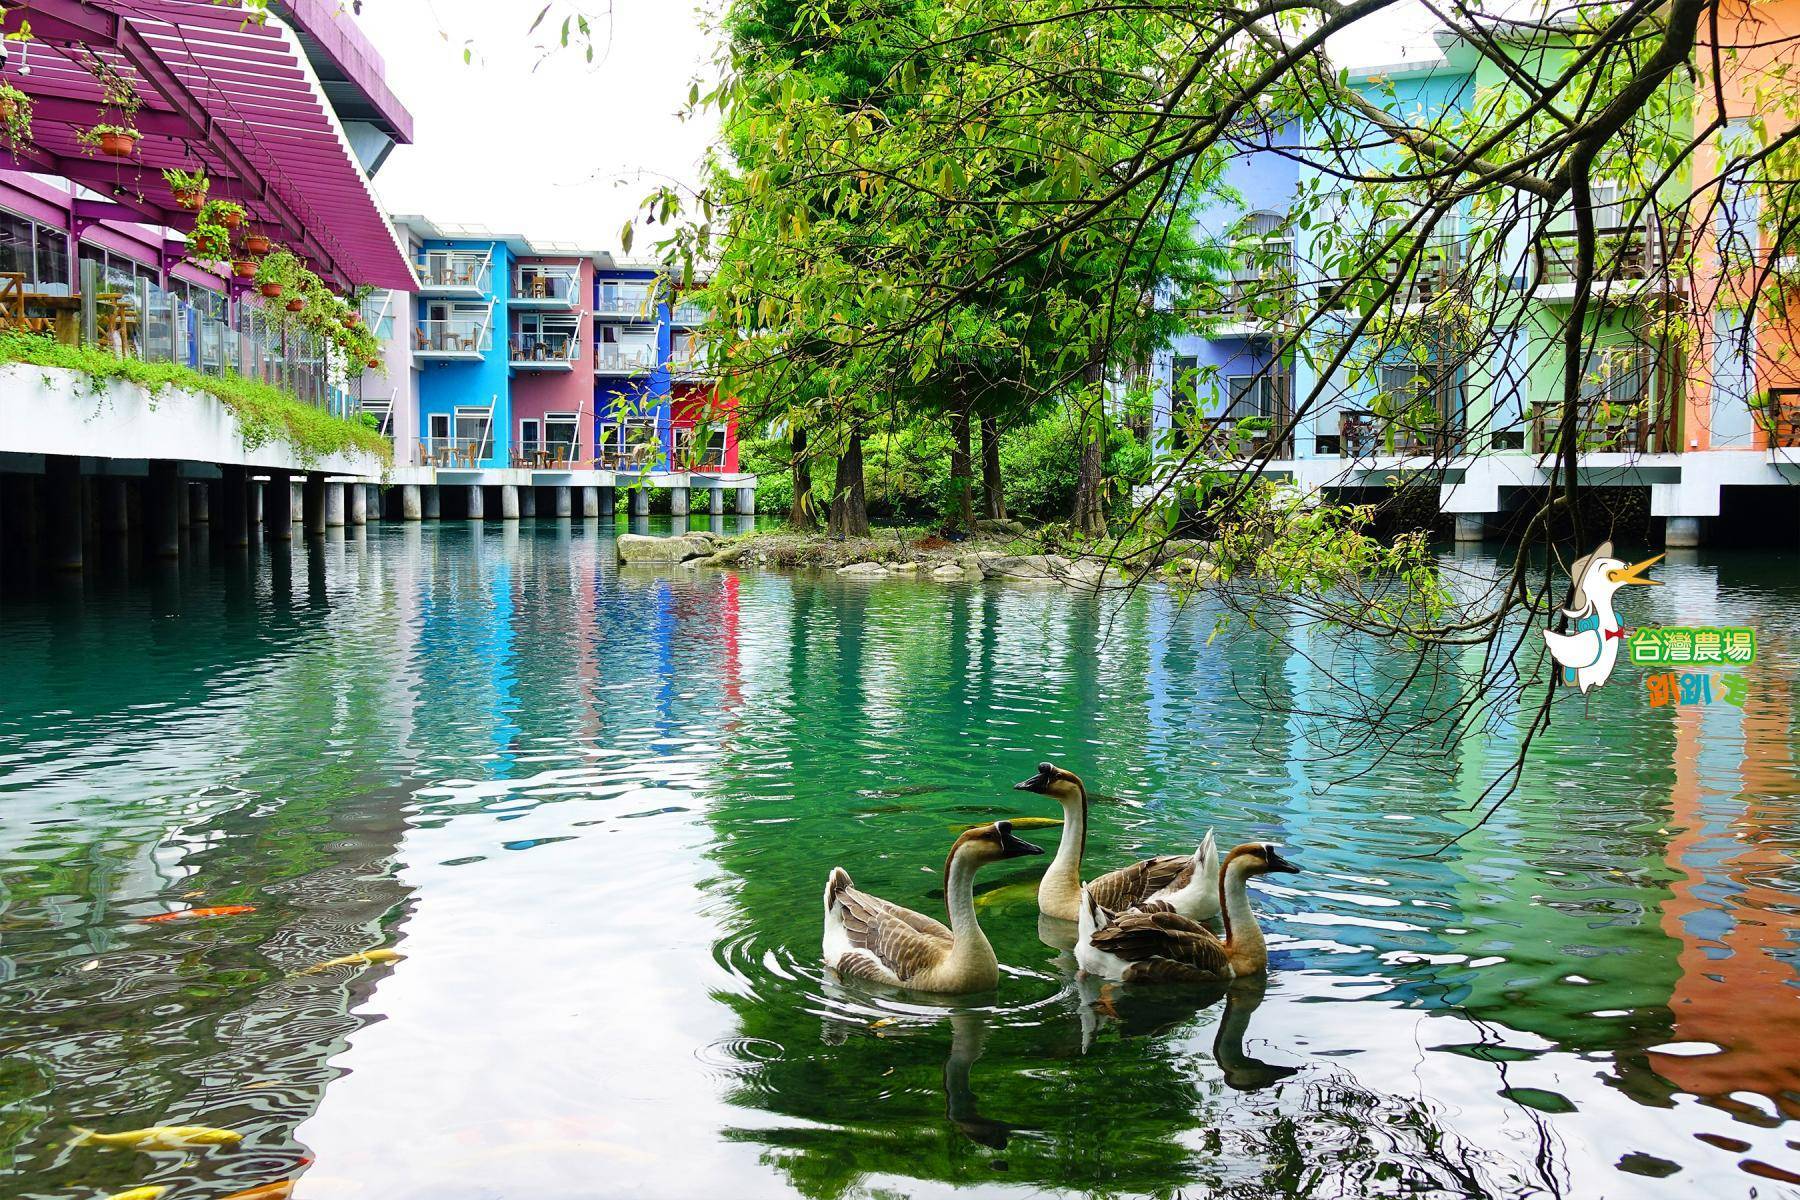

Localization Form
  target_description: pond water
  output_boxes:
[1,519,1796,1200]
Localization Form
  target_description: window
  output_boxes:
[1547,182,1632,236]
[429,413,451,441]
[0,208,72,291]
[454,407,492,457]
[545,412,578,454]
[1224,374,1271,421]
[519,418,541,453]
[1170,355,1200,421]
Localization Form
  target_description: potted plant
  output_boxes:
[232,259,258,279]
[162,166,209,209]
[286,296,305,312]
[200,199,246,230]
[0,83,33,149]
[187,219,230,265]
[255,246,299,299]
[78,123,140,157]
[242,232,272,256]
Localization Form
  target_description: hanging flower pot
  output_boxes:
[367,356,381,369]
[98,130,139,158]
[0,98,16,123]
[221,209,243,229]
[259,282,284,298]
[233,260,257,279]
[174,189,205,210]
[286,297,304,313]
[344,312,360,328]
[243,233,272,256]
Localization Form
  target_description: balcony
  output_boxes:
[512,266,580,309]
[1171,374,1293,459]
[511,439,581,469]
[669,300,706,326]
[418,436,493,468]
[1529,350,1674,455]
[668,341,708,375]
[510,332,581,371]
[594,345,658,375]
[1338,411,1465,459]
[597,417,660,470]
[415,317,493,359]
[415,249,493,298]
[1535,230,1685,299]
[594,289,658,320]
[1764,391,1800,449]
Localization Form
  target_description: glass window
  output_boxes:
[35,223,68,291]
[0,210,31,278]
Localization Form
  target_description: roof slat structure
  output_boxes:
[0,0,413,290]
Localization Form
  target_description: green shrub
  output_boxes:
[0,329,390,467]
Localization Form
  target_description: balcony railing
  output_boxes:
[1171,376,1293,458]
[594,345,658,373]
[597,419,660,470]
[668,344,707,373]
[510,332,581,367]
[416,250,492,295]
[418,436,493,467]
[1537,230,1684,288]
[1764,391,1800,449]
[594,290,658,319]
[513,267,580,306]
[669,301,706,325]
[1338,410,1466,458]
[1530,394,1672,455]
[415,318,492,356]
[512,440,581,469]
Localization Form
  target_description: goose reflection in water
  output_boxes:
[943,1010,1012,1149]
[1072,972,1299,1091]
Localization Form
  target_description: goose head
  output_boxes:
[1567,541,1662,613]
[953,820,1046,867]
[1013,761,1085,809]
[1226,843,1301,876]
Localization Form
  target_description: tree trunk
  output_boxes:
[980,413,1004,520]
[827,427,869,539]
[1070,362,1108,537]
[788,422,816,529]
[949,397,975,534]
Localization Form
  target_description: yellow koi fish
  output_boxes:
[103,1187,171,1200]
[297,948,403,975]
[71,1124,242,1150]
[218,1181,296,1200]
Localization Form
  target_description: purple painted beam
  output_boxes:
[271,0,414,143]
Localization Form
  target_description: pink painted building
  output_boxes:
[508,254,595,466]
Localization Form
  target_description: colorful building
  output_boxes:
[1146,24,1800,547]
[379,217,749,517]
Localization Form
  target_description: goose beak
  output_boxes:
[1266,848,1301,875]
[1013,762,1056,794]
[1607,555,1663,586]
[996,822,1044,859]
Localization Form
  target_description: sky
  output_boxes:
[354,1,1440,253]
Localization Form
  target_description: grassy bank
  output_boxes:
[0,330,390,468]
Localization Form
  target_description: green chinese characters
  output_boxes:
[1627,625,1756,667]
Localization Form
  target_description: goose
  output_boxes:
[1075,842,1298,983]
[1541,541,1662,692]
[822,820,1044,994]
[1014,762,1219,923]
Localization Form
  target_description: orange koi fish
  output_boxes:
[141,905,257,924]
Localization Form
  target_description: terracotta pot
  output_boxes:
[98,131,138,158]
[366,357,381,369]
[220,209,243,229]
[344,313,360,328]
[243,234,272,255]
[174,189,205,210]
[0,99,15,123]
[259,282,283,298]
[285,298,304,312]
[233,260,257,279]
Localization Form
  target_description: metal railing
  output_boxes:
[668,342,707,372]
[416,249,492,293]
[669,301,706,325]
[513,267,580,304]
[594,289,657,318]
[595,345,658,372]
[597,419,660,469]
[1339,409,1465,458]
[512,439,581,468]
[1537,230,1684,287]
[418,436,493,467]
[510,332,580,363]
[415,318,492,354]
[1766,393,1800,448]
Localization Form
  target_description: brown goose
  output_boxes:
[1014,762,1218,923]
[822,821,1044,994]
[1076,842,1298,983]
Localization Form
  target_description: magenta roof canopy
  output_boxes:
[0,0,414,290]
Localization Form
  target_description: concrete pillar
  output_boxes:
[219,466,248,549]
[669,486,689,516]
[303,475,328,537]
[325,482,346,527]
[500,484,520,521]
[44,454,84,573]
[1453,513,1485,543]
[553,486,572,518]
[402,484,422,521]
[191,481,210,523]
[736,487,756,515]
[250,476,263,529]
[630,488,648,516]
[580,486,598,518]
[349,483,368,526]
[99,476,129,535]
[423,486,441,520]
[519,486,537,518]
[264,475,292,541]
[708,487,724,516]
[177,477,192,529]
[291,481,304,524]
[466,485,484,520]
[599,487,615,516]
[1665,516,1704,548]
[147,461,181,559]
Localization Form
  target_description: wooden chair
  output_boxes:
[0,272,26,330]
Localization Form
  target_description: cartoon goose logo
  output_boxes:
[1542,540,1662,692]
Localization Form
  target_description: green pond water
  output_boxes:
[1,519,1797,1200]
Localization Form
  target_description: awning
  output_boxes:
[0,0,414,290]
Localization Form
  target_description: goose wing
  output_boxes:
[1542,627,1602,670]
[1088,905,1230,977]
[833,886,952,981]
[1087,855,1194,912]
